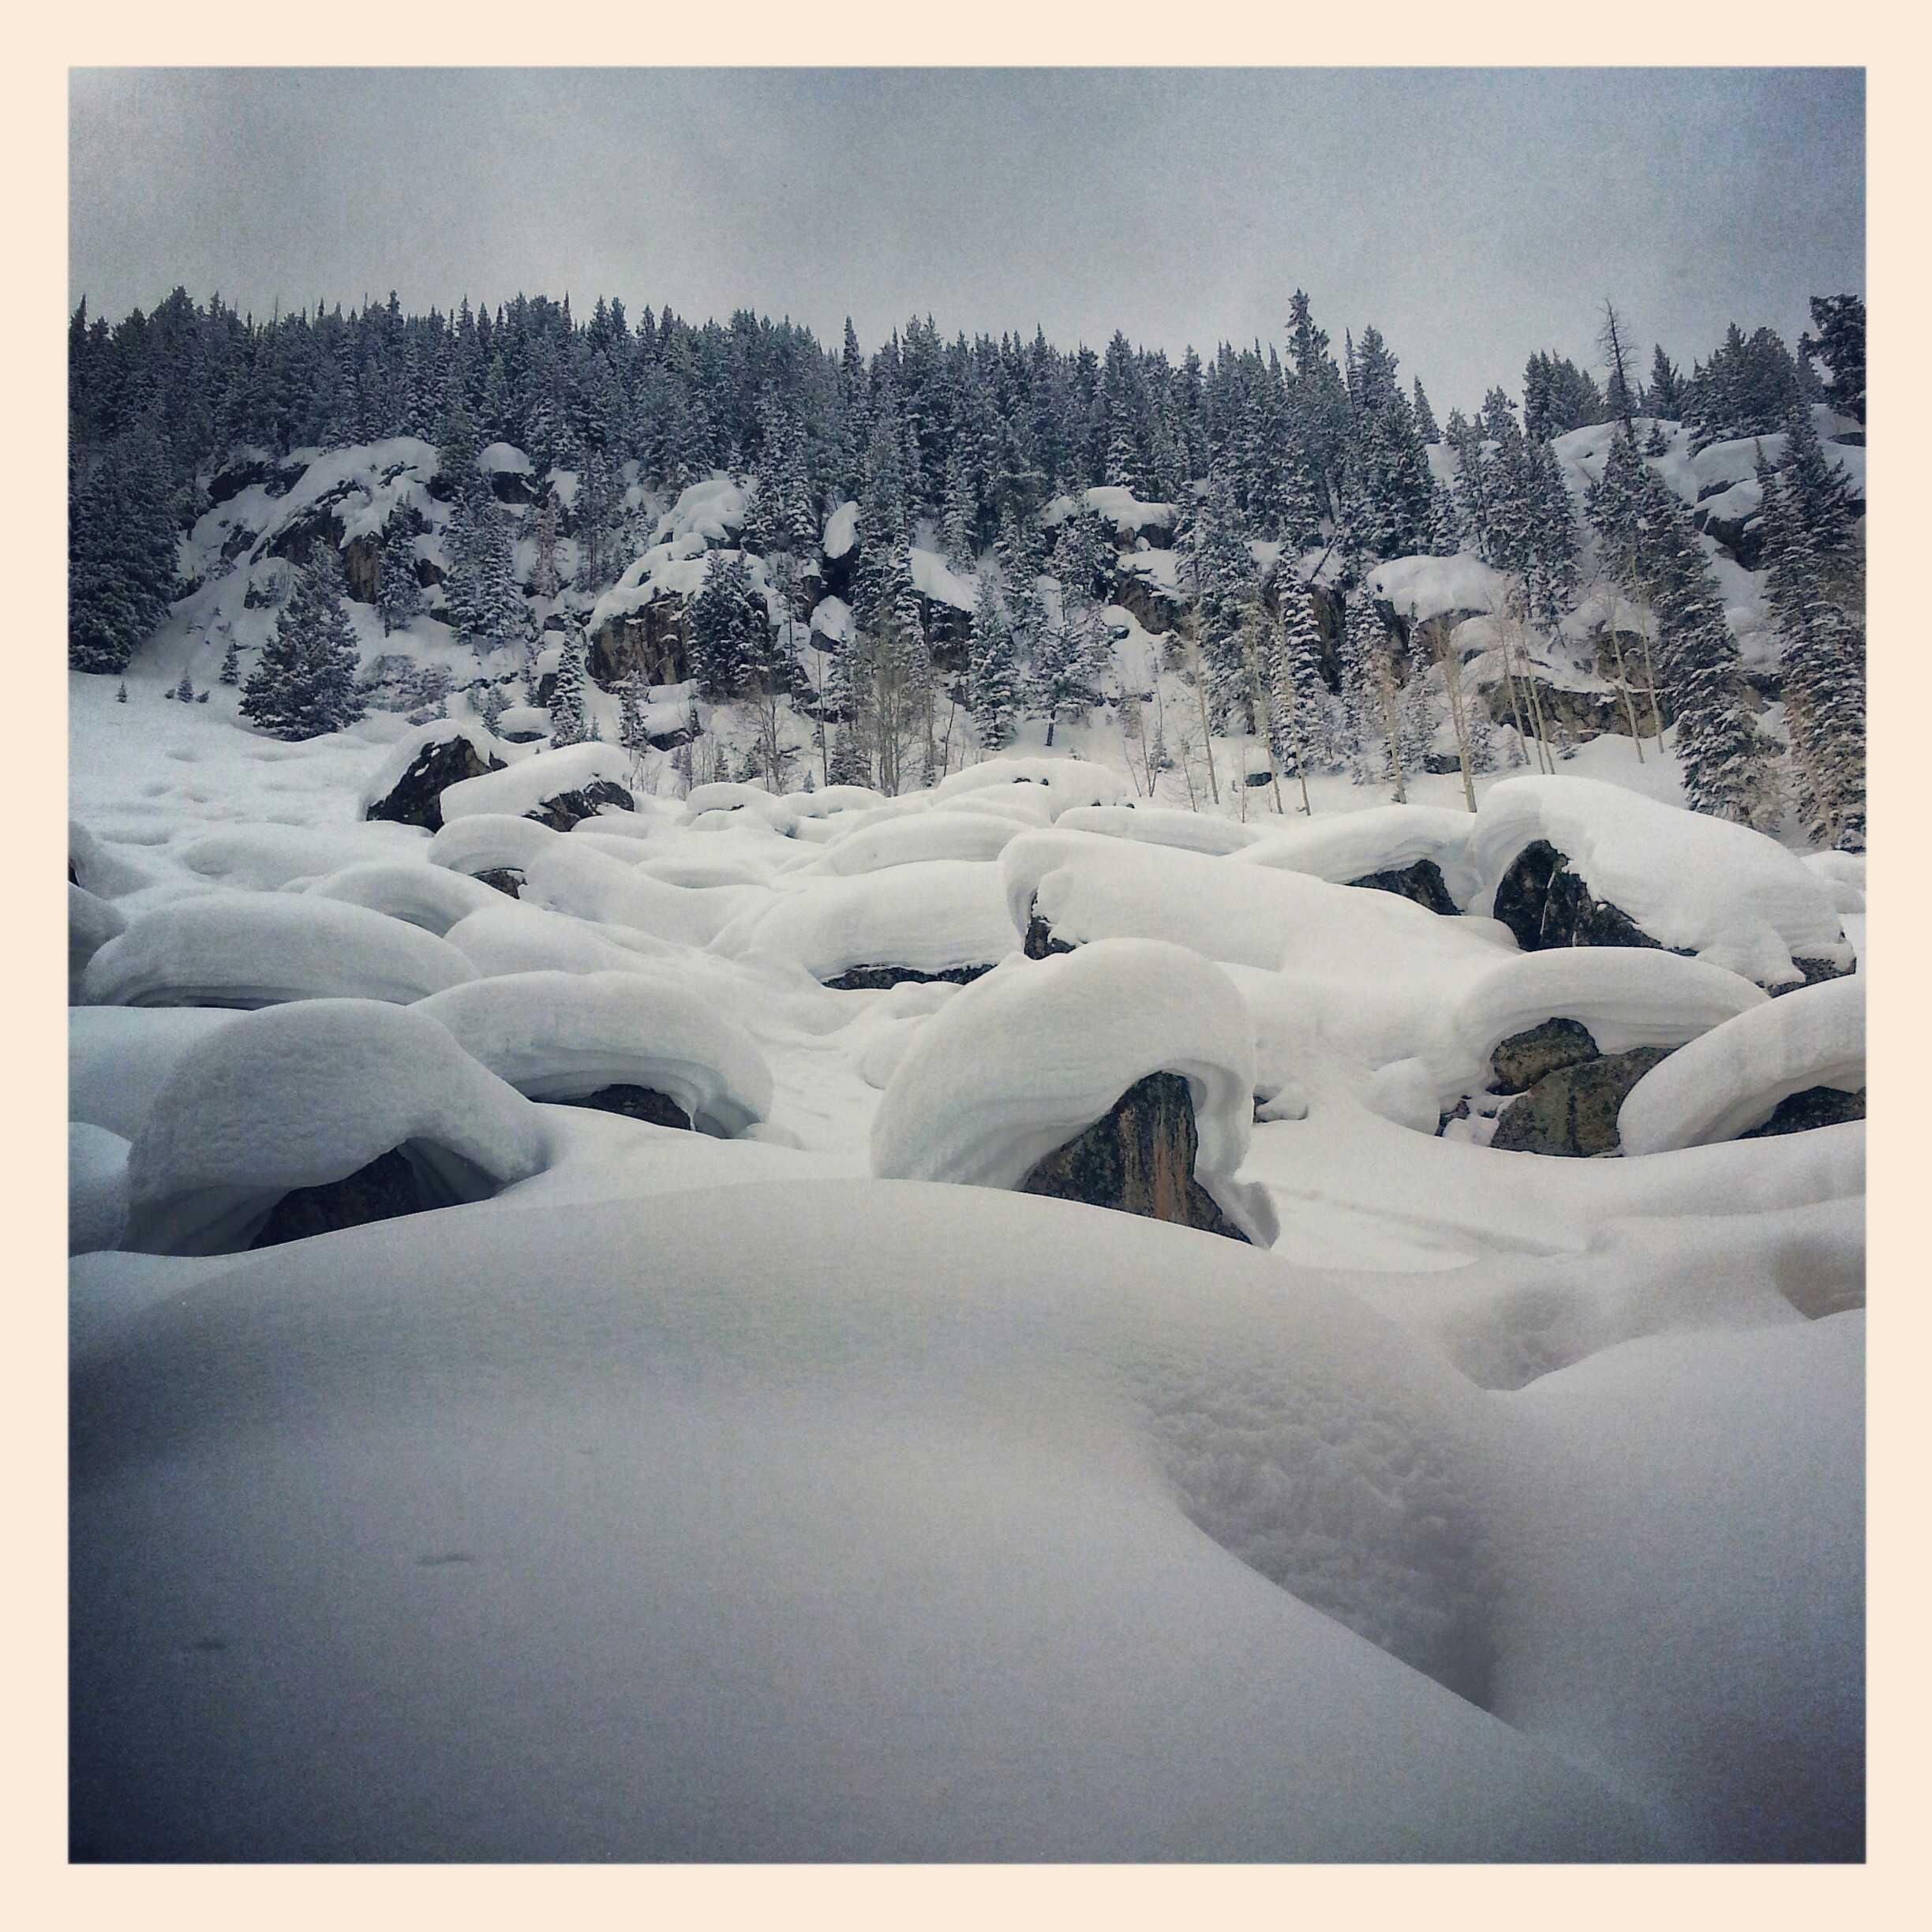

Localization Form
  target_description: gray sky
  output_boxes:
[69,68,1863,414]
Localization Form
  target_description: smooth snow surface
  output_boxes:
[437,743,635,823]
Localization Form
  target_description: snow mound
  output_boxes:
[1435,949,1771,1101]
[438,743,635,824]
[123,998,552,1256]
[822,498,858,559]
[650,474,747,552]
[908,546,976,612]
[933,754,1130,814]
[442,902,676,979]
[70,1121,132,1254]
[871,940,1275,1245]
[69,1006,242,1142]
[1368,553,1512,624]
[811,811,1024,875]
[1054,484,1178,535]
[1053,804,1263,856]
[1237,804,1481,901]
[70,885,127,1002]
[417,971,773,1136]
[1470,777,1851,986]
[176,822,430,892]
[73,1178,1647,1861]
[425,811,562,879]
[1617,976,1865,1156]
[520,843,757,948]
[476,440,532,475]
[300,859,507,937]
[715,860,1017,983]
[80,893,476,1009]
[681,781,784,822]
[69,820,154,898]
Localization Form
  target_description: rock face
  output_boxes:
[1489,1017,1599,1094]
[1737,1085,1866,1139]
[589,600,691,690]
[567,1084,693,1130]
[1022,899,1078,960]
[1489,1046,1674,1159]
[474,868,524,898]
[1018,1070,1251,1244]
[522,781,636,833]
[249,1147,433,1249]
[1483,678,1655,746]
[821,962,998,993]
[1347,858,1460,917]
[365,735,509,833]
[1491,840,1670,955]
[1784,957,1854,994]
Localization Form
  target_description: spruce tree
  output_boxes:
[549,628,588,745]
[174,672,194,703]
[69,425,179,674]
[1269,584,1333,783]
[376,514,421,635]
[218,634,242,685]
[968,575,1021,750]
[239,546,367,740]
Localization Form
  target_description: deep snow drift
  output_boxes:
[67,672,1864,1863]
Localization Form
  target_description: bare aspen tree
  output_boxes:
[1425,616,1479,813]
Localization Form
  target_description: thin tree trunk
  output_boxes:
[1187,627,1220,806]
[1429,620,1479,814]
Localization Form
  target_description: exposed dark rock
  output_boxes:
[522,781,635,833]
[1737,1085,1866,1139]
[1783,956,1854,994]
[1422,751,1465,777]
[1436,1098,1471,1137]
[1693,500,1765,571]
[1482,676,1654,745]
[1347,858,1459,916]
[485,466,541,507]
[1018,1069,1250,1244]
[364,733,507,833]
[1491,840,1676,956]
[1022,900,1078,960]
[589,597,691,689]
[1488,1046,1674,1158]
[474,867,524,898]
[1489,1017,1600,1095]
[566,1084,693,1130]
[249,1147,435,1249]
[1110,563,1185,637]
[820,961,998,992]
[219,522,258,564]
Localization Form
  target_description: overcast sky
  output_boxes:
[69,68,1863,414]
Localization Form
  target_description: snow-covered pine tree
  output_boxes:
[174,672,194,703]
[1756,447,1865,849]
[115,680,128,703]
[1338,591,1392,784]
[218,634,242,685]
[548,628,588,746]
[69,425,180,674]
[239,545,367,740]
[941,448,975,570]
[376,514,421,635]
[617,665,650,754]
[1268,582,1331,796]
[687,551,762,702]
[968,574,1021,751]
[530,491,562,601]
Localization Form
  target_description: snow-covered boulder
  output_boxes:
[425,811,563,886]
[1237,804,1482,908]
[438,743,637,832]
[520,843,761,948]
[69,884,127,1002]
[1618,977,1866,1156]
[80,893,476,1009]
[713,860,1019,988]
[299,860,507,937]
[70,1121,132,1255]
[1471,777,1852,987]
[69,820,152,898]
[1053,804,1263,857]
[933,755,1130,815]
[442,902,676,979]
[810,811,1024,875]
[122,998,552,1256]
[417,971,773,1137]
[871,940,1276,1246]
[1433,949,1771,1105]
[361,719,518,832]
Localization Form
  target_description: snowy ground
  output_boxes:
[68,665,1864,1863]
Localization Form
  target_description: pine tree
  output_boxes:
[69,425,179,674]
[1269,583,1333,785]
[1339,592,1391,782]
[618,665,651,754]
[1799,294,1865,425]
[218,634,242,685]
[549,627,588,745]
[376,513,421,635]
[968,574,1021,750]
[687,551,763,701]
[174,672,194,703]
[116,680,128,703]
[239,546,367,740]
[530,490,562,601]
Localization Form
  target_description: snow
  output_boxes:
[70,818,154,897]
[807,593,854,644]
[426,811,562,879]
[805,809,1024,874]
[69,1005,242,1142]
[442,902,678,979]
[520,842,759,947]
[871,941,1275,1246]
[416,970,773,1136]
[80,891,476,1009]
[908,546,976,612]
[1053,803,1262,856]
[300,859,507,937]
[1469,776,1852,985]
[822,498,858,560]
[1237,803,1481,900]
[70,1121,132,1255]
[121,998,554,1256]
[1432,948,1771,1103]
[1617,975,1865,1155]
[436,743,635,824]
[76,1178,1670,1861]
[69,884,126,1000]
[933,754,1130,813]
[1368,553,1513,625]
[356,717,528,818]
[1066,484,1178,535]
[476,441,533,475]
[713,860,1018,983]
